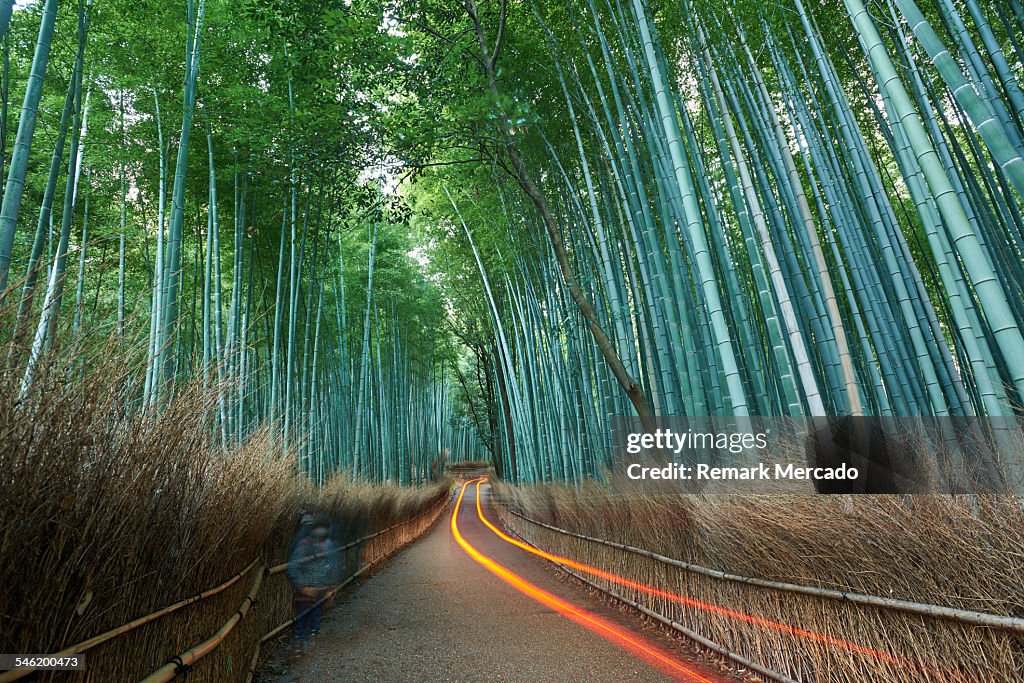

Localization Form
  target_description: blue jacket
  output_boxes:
[286,536,337,588]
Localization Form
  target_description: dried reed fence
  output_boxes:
[0,342,450,682]
[492,481,1024,682]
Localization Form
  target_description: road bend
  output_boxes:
[266,479,735,683]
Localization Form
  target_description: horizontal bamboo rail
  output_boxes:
[0,559,262,683]
[503,505,1024,633]
[1,491,450,683]
[140,567,265,683]
[499,519,796,683]
[149,491,449,682]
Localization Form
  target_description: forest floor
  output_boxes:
[257,483,743,683]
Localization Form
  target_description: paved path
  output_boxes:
[264,482,735,683]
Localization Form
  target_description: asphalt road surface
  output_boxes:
[264,481,737,683]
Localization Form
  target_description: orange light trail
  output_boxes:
[451,478,717,682]
[472,479,954,680]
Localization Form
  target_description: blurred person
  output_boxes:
[285,517,336,653]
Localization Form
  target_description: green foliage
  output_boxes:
[1,0,1023,485]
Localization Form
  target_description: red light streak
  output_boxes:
[451,478,717,682]
[473,479,961,681]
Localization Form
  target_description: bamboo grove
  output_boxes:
[0,0,1023,487]
[411,0,1024,484]
[0,0,484,483]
